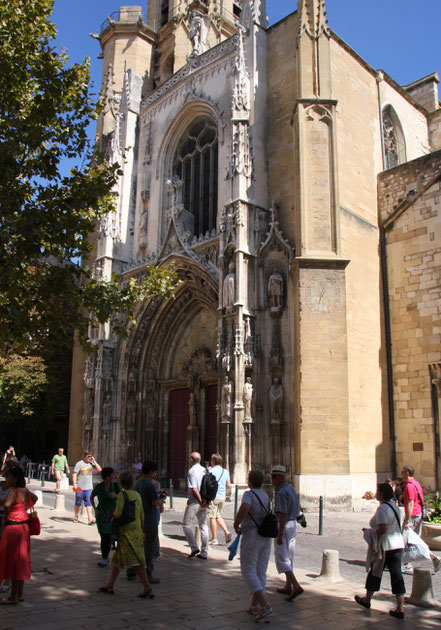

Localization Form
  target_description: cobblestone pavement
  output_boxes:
[1,482,439,630]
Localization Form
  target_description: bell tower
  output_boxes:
[146,0,240,86]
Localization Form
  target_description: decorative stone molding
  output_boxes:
[259,202,295,269]
[298,0,330,39]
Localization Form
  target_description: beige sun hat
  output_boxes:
[271,465,287,475]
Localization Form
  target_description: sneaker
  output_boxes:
[196,553,208,560]
[402,565,414,575]
[225,532,232,544]
[188,548,200,559]
[209,539,219,546]
[432,556,441,574]
[97,558,109,567]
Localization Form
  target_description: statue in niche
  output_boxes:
[268,271,284,312]
[127,394,137,429]
[243,377,253,422]
[188,392,197,426]
[102,392,112,428]
[223,262,236,309]
[139,208,148,249]
[132,338,142,366]
[189,11,203,55]
[128,368,137,393]
[221,376,234,423]
[269,377,284,424]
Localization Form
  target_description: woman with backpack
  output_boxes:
[99,471,154,598]
[233,470,273,621]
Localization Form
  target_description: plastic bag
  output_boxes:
[228,533,241,561]
[402,528,431,563]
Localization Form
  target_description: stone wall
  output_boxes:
[378,150,441,490]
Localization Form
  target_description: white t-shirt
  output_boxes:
[240,489,271,533]
[369,501,404,551]
[187,463,205,500]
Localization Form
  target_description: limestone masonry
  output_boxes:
[68,1,441,504]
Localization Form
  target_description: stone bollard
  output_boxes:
[59,477,69,491]
[317,549,342,582]
[407,568,438,608]
[33,490,43,506]
[52,493,66,514]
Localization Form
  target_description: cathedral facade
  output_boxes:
[68,0,441,503]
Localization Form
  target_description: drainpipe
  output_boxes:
[377,71,387,171]
[377,70,397,477]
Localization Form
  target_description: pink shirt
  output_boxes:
[403,478,424,516]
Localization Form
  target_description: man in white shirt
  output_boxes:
[182,452,209,559]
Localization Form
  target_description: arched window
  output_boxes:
[382,106,406,169]
[173,117,218,237]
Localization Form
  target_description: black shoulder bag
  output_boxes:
[248,491,279,538]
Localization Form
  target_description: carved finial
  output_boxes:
[298,0,330,38]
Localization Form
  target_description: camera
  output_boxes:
[296,513,307,528]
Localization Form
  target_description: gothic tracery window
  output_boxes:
[382,106,406,170]
[173,117,218,237]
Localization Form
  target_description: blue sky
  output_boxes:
[53,0,440,95]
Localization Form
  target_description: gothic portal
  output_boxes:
[68,0,441,501]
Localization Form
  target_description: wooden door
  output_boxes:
[204,385,218,461]
[168,389,190,483]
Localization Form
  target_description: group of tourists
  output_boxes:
[0,446,439,620]
[182,452,303,621]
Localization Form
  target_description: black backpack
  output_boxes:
[200,470,218,503]
[113,491,136,527]
[249,490,279,538]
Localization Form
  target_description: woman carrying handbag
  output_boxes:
[0,463,39,605]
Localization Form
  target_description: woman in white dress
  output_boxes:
[354,482,405,619]
[233,470,273,621]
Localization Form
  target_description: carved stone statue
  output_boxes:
[221,376,234,423]
[243,377,253,422]
[189,11,203,55]
[188,392,197,426]
[223,262,235,309]
[268,271,284,312]
[127,394,137,429]
[102,392,112,428]
[139,208,148,249]
[269,377,284,424]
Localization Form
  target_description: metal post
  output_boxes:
[272,490,276,510]
[319,495,324,535]
[234,484,239,517]
[169,479,173,509]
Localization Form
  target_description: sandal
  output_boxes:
[354,595,371,610]
[277,587,291,594]
[138,588,154,599]
[389,610,404,620]
[99,586,114,594]
[247,606,259,615]
[254,604,272,621]
[286,587,304,601]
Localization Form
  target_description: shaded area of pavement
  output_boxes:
[1,484,440,629]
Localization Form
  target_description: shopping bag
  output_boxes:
[228,533,241,561]
[402,528,431,563]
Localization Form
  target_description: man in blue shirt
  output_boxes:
[127,460,165,583]
[271,465,303,601]
[208,453,232,545]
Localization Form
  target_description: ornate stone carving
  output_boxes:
[102,392,112,429]
[269,377,284,424]
[268,270,284,314]
[127,393,137,429]
[232,28,250,115]
[181,348,217,378]
[259,202,295,269]
[270,319,284,370]
[298,0,330,39]
[226,122,253,180]
[84,353,96,389]
[223,262,236,309]
[243,377,253,423]
[221,376,234,423]
[188,11,209,57]
[243,316,254,367]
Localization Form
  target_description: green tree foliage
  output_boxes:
[0,0,177,353]
[0,354,49,423]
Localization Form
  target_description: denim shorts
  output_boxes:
[75,489,92,507]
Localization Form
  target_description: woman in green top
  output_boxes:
[100,471,153,598]
[91,467,120,566]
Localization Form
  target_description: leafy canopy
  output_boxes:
[0,0,177,353]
